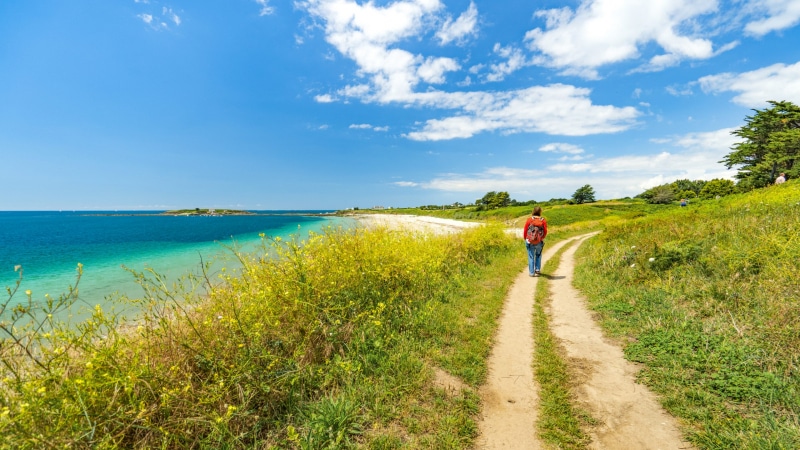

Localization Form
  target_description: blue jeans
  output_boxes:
[526,241,544,274]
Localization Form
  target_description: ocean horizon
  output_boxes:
[1,210,354,318]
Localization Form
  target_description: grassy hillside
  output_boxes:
[1,223,522,449]
[574,181,800,448]
[356,199,672,229]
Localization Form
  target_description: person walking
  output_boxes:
[523,206,548,277]
[775,172,786,184]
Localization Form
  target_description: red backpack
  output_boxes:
[526,216,545,244]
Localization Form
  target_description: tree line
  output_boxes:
[471,185,595,211]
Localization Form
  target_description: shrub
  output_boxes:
[699,178,736,199]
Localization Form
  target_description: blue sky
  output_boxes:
[2,0,800,210]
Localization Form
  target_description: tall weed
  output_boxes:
[1,222,515,449]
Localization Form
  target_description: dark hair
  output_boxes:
[533,206,542,216]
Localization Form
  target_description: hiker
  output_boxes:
[775,173,786,184]
[523,206,548,277]
[680,198,687,207]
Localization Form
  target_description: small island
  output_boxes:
[161,208,254,216]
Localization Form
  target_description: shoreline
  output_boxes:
[351,213,481,234]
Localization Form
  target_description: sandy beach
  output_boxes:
[352,213,482,234]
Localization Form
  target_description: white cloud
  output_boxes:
[671,127,738,152]
[255,0,275,16]
[404,84,639,140]
[744,0,800,36]
[666,84,694,96]
[698,61,800,107]
[337,84,371,98]
[394,181,420,187]
[301,0,455,103]
[539,143,584,155]
[549,152,674,173]
[435,1,478,45]
[485,44,528,82]
[349,123,389,131]
[315,93,336,103]
[397,127,737,200]
[636,40,739,74]
[163,7,181,26]
[301,0,639,141]
[417,56,460,84]
[136,5,181,30]
[524,0,719,78]
[456,76,472,87]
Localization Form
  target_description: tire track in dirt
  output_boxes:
[547,234,693,450]
[477,233,692,449]
[476,236,579,449]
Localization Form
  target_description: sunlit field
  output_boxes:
[575,181,800,448]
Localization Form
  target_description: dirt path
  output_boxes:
[477,233,692,450]
[475,236,576,449]
[547,234,692,450]
[352,216,690,448]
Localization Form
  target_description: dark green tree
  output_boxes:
[723,100,800,190]
[571,184,596,204]
[670,179,706,195]
[479,191,497,208]
[493,191,511,208]
[648,185,675,204]
[699,178,736,199]
[477,191,511,209]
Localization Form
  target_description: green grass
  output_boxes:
[10,192,772,448]
[354,199,672,232]
[573,181,800,448]
[532,238,593,449]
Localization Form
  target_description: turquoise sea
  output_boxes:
[0,211,354,316]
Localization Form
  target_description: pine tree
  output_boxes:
[723,100,800,189]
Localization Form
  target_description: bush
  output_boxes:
[647,185,675,204]
[699,178,736,199]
